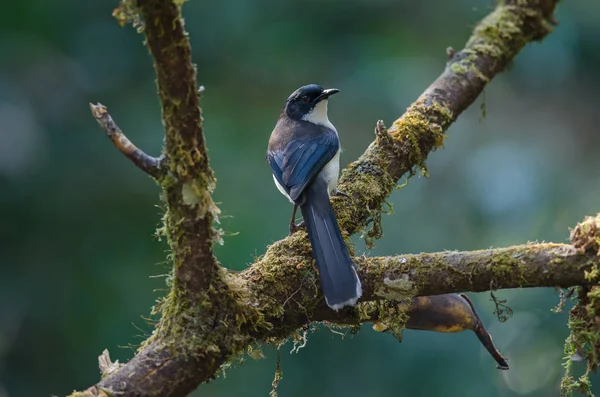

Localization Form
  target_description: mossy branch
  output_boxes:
[333,0,557,236]
[73,0,567,396]
[241,240,592,331]
[136,0,220,295]
[84,1,251,396]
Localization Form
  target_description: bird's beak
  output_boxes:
[317,88,340,101]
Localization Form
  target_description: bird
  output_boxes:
[266,84,362,310]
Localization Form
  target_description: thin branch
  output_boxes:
[362,243,586,297]
[89,103,161,178]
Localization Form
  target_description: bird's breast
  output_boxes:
[318,149,341,197]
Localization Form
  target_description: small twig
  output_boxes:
[89,103,161,179]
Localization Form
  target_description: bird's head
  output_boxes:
[283,84,339,126]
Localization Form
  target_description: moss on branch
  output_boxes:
[239,241,592,332]
[333,0,558,237]
[136,0,219,294]
[85,1,264,396]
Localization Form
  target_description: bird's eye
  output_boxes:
[300,95,310,103]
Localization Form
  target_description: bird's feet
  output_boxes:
[289,220,306,236]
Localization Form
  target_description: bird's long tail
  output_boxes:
[300,178,362,310]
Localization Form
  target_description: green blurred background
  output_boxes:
[1,0,599,396]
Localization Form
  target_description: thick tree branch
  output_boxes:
[77,235,597,397]
[90,103,161,178]
[72,0,567,396]
[240,241,591,333]
[81,1,250,396]
[333,0,557,236]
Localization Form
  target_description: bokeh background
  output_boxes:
[1,0,599,396]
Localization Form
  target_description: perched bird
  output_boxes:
[266,84,362,310]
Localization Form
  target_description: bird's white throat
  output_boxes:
[302,100,337,133]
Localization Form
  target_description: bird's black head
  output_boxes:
[284,84,339,121]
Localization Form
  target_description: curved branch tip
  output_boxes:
[89,102,162,179]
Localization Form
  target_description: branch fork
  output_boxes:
[74,1,574,396]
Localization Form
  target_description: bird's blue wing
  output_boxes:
[267,131,339,203]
